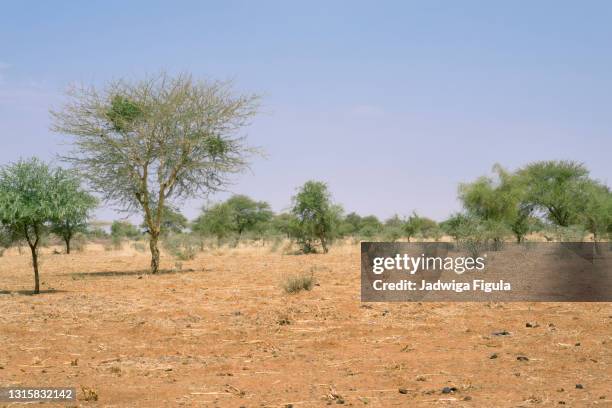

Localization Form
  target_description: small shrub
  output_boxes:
[283,273,315,294]
[163,233,200,260]
[80,386,98,402]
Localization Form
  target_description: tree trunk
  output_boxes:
[149,232,160,274]
[320,237,328,253]
[65,236,71,254]
[29,244,40,294]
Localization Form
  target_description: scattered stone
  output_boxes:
[492,330,510,336]
[285,404,294,408]
[463,396,472,401]
[574,342,580,346]
[398,388,409,394]
[441,386,457,394]
[600,396,606,399]
[415,375,426,381]
[526,322,539,328]
[558,401,566,405]
[575,384,584,389]
[382,310,389,316]
[557,388,564,392]
[517,356,529,361]
[489,353,498,359]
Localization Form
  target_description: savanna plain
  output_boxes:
[0,242,610,407]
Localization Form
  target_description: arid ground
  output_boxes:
[0,243,610,407]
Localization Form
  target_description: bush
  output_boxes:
[283,273,315,294]
[288,181,342,253]
[381,226,403,242]
[110,220,140,239]
[545,225,587,242]
[163,233,201,260]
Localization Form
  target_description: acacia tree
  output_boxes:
[459,164,531,242]
[289,181,342,253]
[192,195,272,241]
[51,73,259,273]
[0,158,66,293]
[50,170,97,253]
[517,161,590,227]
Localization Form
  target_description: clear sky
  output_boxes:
[1,1,610,223]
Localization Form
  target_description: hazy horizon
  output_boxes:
[1,1,610,223]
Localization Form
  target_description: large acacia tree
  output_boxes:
[51,73,259,273]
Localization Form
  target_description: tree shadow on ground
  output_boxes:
[64,268,199,279]
[0,289,68,296]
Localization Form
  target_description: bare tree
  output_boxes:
[51,73,259,273]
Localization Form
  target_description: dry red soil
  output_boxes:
[0,243,610,407]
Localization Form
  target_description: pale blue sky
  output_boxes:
[1,1,610,222]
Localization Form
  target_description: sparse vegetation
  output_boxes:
[283,273,315,294]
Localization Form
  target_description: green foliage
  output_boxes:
[110,220,140,239]
[288,181,342,253]
[518,160,590,227]
[403,212,438,241]
[270,213,294,237]
[577,181,612,241]
[192,195,273,241]
[339,212,383,238]
[460,161,611,242]
[84,226,110,239]
[49,169,97,253]
[0,158,76,293]
[459,164,531,242]
[106,95,144,133]
[162,233,201,260]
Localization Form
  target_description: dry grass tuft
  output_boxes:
[282,273,314,294]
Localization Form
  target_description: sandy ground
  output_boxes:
[0,243,610,407]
